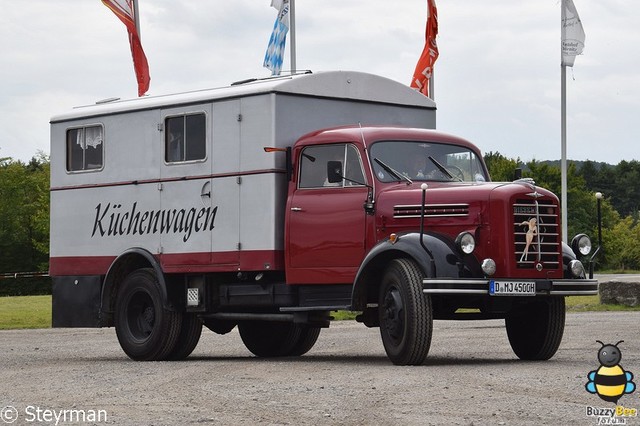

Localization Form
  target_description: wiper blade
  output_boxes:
[374,158,412,185]
[428,156,460,181]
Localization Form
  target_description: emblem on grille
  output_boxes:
[519,218,538,262]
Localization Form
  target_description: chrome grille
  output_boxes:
[513,199,560,269]
[394,203,469,218]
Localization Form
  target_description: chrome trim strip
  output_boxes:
[423,279,489,285]
[423,289,488,294]
[550,290,599,296]
[395,203,470,209]
[422,278,599,296]
[396,214,469,218]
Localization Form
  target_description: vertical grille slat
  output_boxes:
[512,199,561,270]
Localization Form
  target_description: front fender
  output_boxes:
[562,241,580,278]
[352,232,479,309]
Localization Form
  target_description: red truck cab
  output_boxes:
[283,125,597,364]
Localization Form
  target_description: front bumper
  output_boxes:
[422,278,598,296]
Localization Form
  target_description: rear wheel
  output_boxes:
[166,313,203,360]
[506,297,565,360]
[238,321,320,357]
[288,326,321,356]
[378,258,432,365]
[203,318,236,335]
[115,268,181,361]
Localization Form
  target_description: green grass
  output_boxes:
[0,295,638,330]
[565,295,640,312]
[0,295,51,329]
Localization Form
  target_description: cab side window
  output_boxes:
[298,144,365,188]
[165,113,206,163]
[66,125,104,172]
[344,144,365,184]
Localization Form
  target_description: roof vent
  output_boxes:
[95,97,120,105]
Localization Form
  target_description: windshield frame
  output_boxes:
[368,139,488,184]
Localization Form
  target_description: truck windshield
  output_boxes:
[369,141,487,183]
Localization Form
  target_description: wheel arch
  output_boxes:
[100,248,172,327]
[352,233,464,310]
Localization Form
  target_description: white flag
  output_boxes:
[562,0,585,67]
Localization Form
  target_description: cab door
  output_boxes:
[286,143,368,284]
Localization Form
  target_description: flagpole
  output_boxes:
[289,0,296,73]
[561,65,568,243]
[560,0,568,243]
[132,0,141,39]
[429,73,434,100]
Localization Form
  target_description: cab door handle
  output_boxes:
[290,207,303,212]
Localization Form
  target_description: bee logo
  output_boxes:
[585,340,636,403]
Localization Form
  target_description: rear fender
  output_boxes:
[100,248,174,327]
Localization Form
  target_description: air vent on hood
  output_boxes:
[394,204,469,218]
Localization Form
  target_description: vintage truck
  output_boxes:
[50,71,597,365]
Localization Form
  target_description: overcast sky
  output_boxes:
[1,0,638,164]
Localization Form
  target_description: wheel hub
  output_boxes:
[382,287,404,342]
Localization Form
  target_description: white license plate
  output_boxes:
[489,281,536,296]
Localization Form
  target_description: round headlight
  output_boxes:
[482,258,496,276]
[571,234,592,256]
[569,259,586,278]
[456,232,476,254]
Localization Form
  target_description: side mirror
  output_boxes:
[327,161,343,183]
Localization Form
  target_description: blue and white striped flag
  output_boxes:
[263,0,290,75]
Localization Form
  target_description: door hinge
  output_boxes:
[237,176,242,185]
[237,114,243,122]
[157,123,163,132]
[237,242,242,250]
[158,183,163,191]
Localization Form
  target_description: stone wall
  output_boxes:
[599,281,640,307]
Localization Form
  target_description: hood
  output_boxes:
[374,179,558,237]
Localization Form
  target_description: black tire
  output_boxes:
[115,268,181,361]
[166,313,203,360]
[203,318,236,335]
[378,258,432,365]
[288,326,321,356]
[505,297,565,360]
[238,321,319,357]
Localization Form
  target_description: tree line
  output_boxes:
[1,153,639,274]
[0,154,49,275]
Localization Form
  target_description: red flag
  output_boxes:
[410,0,439,97]
[102,0,150,96]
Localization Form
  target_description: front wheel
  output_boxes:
[378,258,432,365]
[115,268,181,361]
[505,297,565,360]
